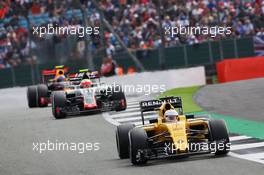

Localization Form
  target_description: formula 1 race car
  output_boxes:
[67,69,97,85]
[27,65,69,108]
[51,76,127,119]
[115,96,230,165]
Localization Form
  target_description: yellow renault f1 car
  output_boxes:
[116,96,230,165]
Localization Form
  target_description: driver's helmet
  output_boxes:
[56,75,66,82]
[164,109,178,122]
[80,79,92,88]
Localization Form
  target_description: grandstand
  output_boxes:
[0,0,263,70]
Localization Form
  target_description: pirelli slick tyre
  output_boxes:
[129,127,148,165]
[37,84,49,107]
[27,86,38,108]
[116,124,135,159]
[112,85,127,111]
[208,119,230,155]
[52,91,67,119]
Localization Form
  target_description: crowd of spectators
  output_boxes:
[97,0,264,53]
[0,0,263,68]
[0,0,88,68]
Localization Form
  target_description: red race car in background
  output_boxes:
[27,65,69,108]
[51,69,127,119]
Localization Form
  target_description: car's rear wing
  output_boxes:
[140,96,182,112]
[41,66,69,83]
[42,66,69,76]
[139,96,183,125]
[88,71,100,79]
[78,69,100,79]
[69,70,100,80]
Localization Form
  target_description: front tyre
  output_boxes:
[52,91,67,119]
[27,86,37,108]
[112,85,127,111]
[116,124,135,159]
[208,119,230,155]
[129,127,148,165]
[37,84,49,107]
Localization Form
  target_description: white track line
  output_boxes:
[117,115,157,123]
[127,104,139,108]
[102,112,119,126]
[230,136,252,141]
[229,152,264,165]
[126,99,140,103]
[111,111,140,119]
[127,101,139,106]
[240,152,264,159]
[231,142,264,151]
[112,111,156,119]
[121,107,140,112]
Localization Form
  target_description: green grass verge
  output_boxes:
[192,112,264,139]
[159,86,203,113]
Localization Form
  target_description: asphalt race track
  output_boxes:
[0,87,264,175]
[194,78,264,122]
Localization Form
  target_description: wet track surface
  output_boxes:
[0,87,263,175]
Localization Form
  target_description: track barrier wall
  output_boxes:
[217,56,264,83]
[0,37,255,89]
[101,66,206,95]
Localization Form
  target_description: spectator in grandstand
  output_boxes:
[243,18,255,35]
[106,41,115,57]
[0,0,264,69]
[100,56,117,77]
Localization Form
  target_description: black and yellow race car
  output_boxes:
[115,96,230,165]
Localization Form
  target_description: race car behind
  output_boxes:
[27,65,68,108]
[52,78,127,119]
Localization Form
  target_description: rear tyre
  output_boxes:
[52,91,67,119]
[27,86,37,108]
[116,124,135,159]
[208,119,230,155]
[112,85,127,111]
[129,127,148,165]
[37,84,49,107]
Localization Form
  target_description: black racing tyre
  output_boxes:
[37,84,49,107]
[111,85,127,111]
[129,127,148,165]
[208,119,230,155]
[116,124,135,159]
[115,92,127,111]
[27,86,38,108]
[52,91,67,119]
